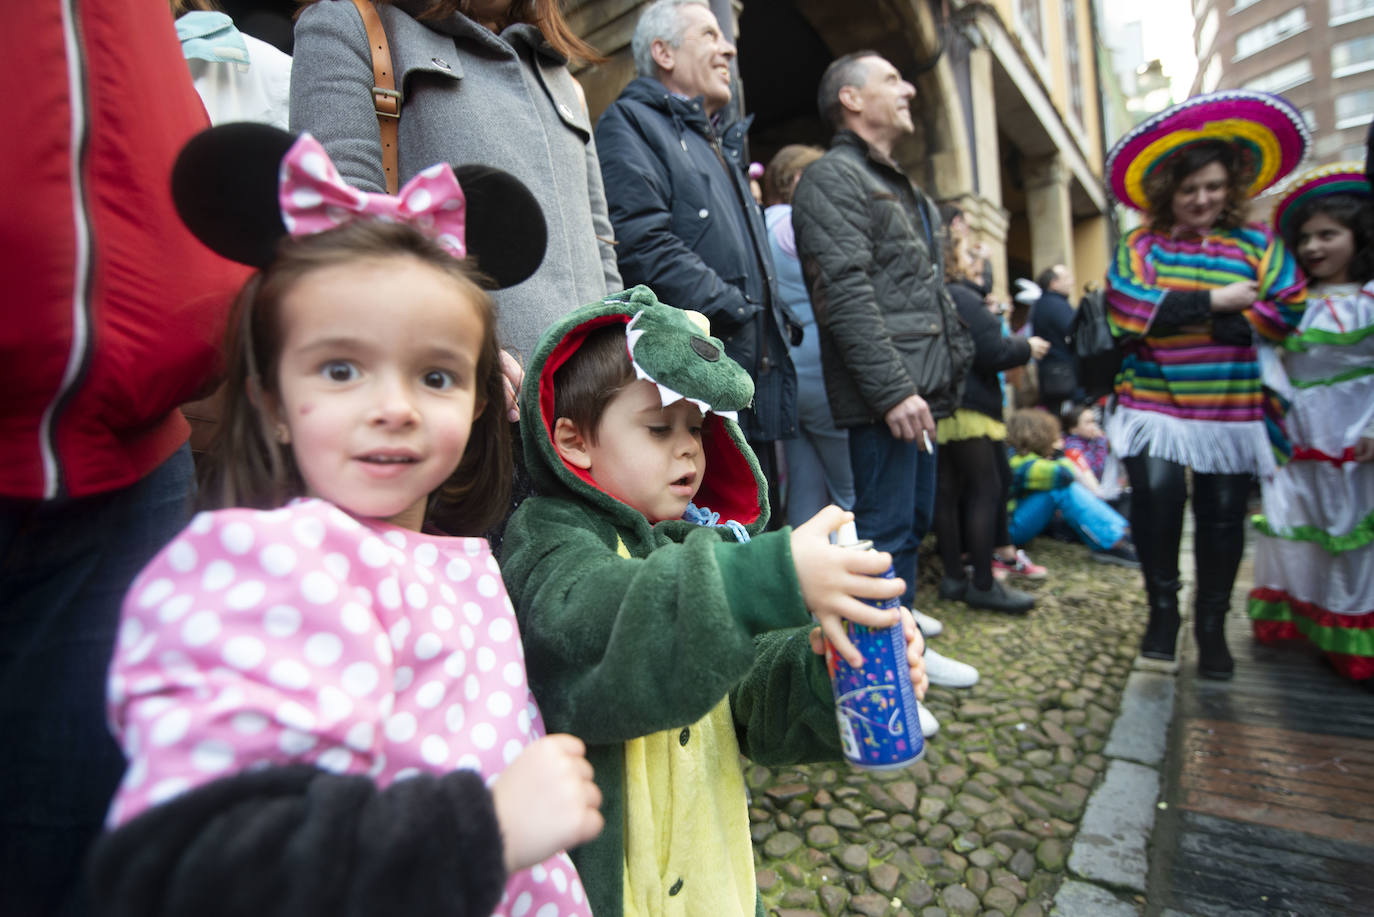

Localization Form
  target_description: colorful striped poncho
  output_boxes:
[1105,223,1306,475]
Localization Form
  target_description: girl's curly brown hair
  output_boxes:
[1006,408,1062,458]
[1143,140,1255,233]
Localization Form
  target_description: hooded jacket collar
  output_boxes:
[618,77,754,151]
[519,287,770,542]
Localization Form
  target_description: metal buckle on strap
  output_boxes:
[372,87,403,118]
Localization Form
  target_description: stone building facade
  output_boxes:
[1192,0,1374,169]
[569,0,1115,303]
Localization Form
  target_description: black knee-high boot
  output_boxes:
[1124,456,1188,663]
[1141,573,1182,660]
[1192,472,1252,680]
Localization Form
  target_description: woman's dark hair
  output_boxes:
[1281,192,1374,286]
[1143,140,1253,232]
[298,0,604,65]
[1058,401,1093,435]
[199,219,512,536]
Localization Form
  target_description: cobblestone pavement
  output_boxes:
[748,538,1148,917]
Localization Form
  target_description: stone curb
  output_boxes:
[1053,518,1202,915]
[1052,668,1174,915]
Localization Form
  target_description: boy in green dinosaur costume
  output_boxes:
[501,286,929,917]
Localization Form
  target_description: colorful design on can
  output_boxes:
[824,554,924,770]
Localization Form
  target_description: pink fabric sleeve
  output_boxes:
[107,506,391,827]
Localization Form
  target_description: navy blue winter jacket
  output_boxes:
[595,77,797,441]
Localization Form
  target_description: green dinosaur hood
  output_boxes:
[519,286,770,536]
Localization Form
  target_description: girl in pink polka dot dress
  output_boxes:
[90,128,602,917]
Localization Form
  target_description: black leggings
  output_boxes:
[934,437,1007,590]
[1122,455,1251,609]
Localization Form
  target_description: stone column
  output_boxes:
[1023,152,1074,279]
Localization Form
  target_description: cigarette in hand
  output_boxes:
[922,430,932,453]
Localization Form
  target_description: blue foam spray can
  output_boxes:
[824,522,924,769]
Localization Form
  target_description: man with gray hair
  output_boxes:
[595,0,798,498]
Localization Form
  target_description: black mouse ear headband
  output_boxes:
[170,122,547,288]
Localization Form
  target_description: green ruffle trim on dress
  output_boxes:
[1250,507,1374,554]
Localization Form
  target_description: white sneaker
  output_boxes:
[912,608,944,637]
[918,701,940,738]
[924,648,979,688]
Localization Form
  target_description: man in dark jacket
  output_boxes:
[791,51,974,611]
[595,0,797,500]
[1030,263,1085,411]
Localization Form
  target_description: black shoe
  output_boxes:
[938,576,968,600]
[1196,611,1235,680]
[1093,542,1141,568]
[963,580,1034,614]
[1139,574,1181,663]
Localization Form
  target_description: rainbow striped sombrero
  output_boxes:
[1272,161,1372,240]
[1106,90,1309,212]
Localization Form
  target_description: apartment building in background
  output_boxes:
[1192,0,1374,166]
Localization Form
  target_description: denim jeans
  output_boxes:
[783,371,855,528]
[0,444,195,916]
[847,423,938,606]
[1008,481,1127,550]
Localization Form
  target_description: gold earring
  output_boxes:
[275,424,290,443]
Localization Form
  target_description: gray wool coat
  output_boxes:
[290,0,621,362]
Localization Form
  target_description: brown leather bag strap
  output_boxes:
[349,0,401,193]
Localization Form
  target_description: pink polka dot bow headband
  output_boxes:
[280,133,468,258]
[171,122,546,287]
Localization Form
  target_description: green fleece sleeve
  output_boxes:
[731,626,843,766]
[501,497,811,746]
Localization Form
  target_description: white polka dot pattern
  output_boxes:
[106,498,586,916]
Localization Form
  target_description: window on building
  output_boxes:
[1335,89,1374,129]
[1331,0,1374,27]
[1201,53,1223,93]
[1064,0,1085,126]
[1231,0,1262,12]
[1198,9,1219,59]
[1234,8,1308,60]
[1343,143,1369,161]
[1015,0,1046,56]
[1243,58,1312,93]
[1333,35,1374,77]
[1299,107,1318,132]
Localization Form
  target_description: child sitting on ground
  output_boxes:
[1005,408,1139,567]
[1060,403,1109,481]
[500,288,930,917]
[1060,401,1130,519]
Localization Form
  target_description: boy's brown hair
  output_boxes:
[551,323,637,442]
[1005,408,1061,458]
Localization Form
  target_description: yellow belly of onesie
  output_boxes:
[621,696,755,917]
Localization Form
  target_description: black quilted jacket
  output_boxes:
[792,131,973,426]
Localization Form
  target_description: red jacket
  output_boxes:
[2,0,250,500]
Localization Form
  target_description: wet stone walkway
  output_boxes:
[748,538,1148,917]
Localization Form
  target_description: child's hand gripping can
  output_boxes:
[823,523,924,769]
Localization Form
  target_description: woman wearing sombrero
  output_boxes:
[1103,90,1309,679]
[1248,163,1374,681]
